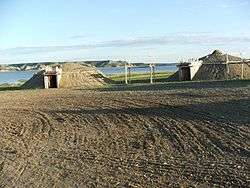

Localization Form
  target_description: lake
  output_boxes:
[0,71,37,84]
[98,65,177,76]
[0,65,177,84]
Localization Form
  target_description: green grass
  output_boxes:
[0,86,22,92]
[108,72,174,84]
[0,81,25,91]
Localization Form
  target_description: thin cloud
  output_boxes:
[1,34,250,55]
[218,0,249,8]
[69,35,89,39]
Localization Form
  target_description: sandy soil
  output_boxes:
[0,81,249,187]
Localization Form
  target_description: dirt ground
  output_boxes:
[0,81,249,187]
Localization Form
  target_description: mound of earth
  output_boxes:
[59,63,107,88]
[21,72,45,89]
[165,71,179,82]
[193,50,250,80]
[199,50,242,63]
[193,64,227,80]
[22,63,108,89]
[228,62,250,79]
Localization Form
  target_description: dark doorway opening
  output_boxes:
[181,67,191,81]
[48,75,57,88]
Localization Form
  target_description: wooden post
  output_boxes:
[44,75,49,89]
[150,64,153,84]
[178,65,182,81]
[153,64,155,83]
[128,66,131,84]
[241,60,244,79]
[226,54,229,80]
[128,63,132,84]
[149,63,155,84]
[125,63,128,84]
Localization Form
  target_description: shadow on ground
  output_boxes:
[87,79,250,92]
[47,98,250,158]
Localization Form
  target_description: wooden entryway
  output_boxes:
[181,67,191,81]
[48,75,57,88]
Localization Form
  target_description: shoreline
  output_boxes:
[0,70,39,72]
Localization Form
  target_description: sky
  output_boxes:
[0,0,250,64]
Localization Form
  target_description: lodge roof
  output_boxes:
[43,71,61,76]
[199,50,242,64]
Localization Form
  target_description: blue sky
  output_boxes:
[0,0,250,64]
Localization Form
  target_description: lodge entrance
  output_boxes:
[48,75,57,88]
[181,67,191,81]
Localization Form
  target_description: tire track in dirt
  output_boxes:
[131,97,250,157]
[0,107,55,186]
[103,97,222,157]
[0,86,249,187]
[104,96,249,186]
[41,148,247,187]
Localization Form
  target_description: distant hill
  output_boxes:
[0,60,126,71]
[0,62,57,71]
[84,60,127,67]
[0,60,177,72]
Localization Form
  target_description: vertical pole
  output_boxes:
[128,65,131,84]
[226,54,229,80]
[153,65,155,83]
[240,53,244,80]
[150,64,153,84]
[125,63,128,84]
[44,76,49,89]
[241,60,244,79]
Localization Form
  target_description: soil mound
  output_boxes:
[193,64,227,80]
[59,63,107,88]
[22,63,108,89]
[21,71,45,89]
[199,50,242,63]
[193,50,250,80]
[165,71,179,82]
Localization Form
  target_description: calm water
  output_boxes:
[0,71,37,84]
[0,65,177,84]
[98,65,177,76]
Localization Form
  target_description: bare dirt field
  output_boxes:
[0,80,249,187]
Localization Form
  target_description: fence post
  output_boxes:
[150,64,153,84]
[226,54,229,80]
[125,63,128,84]
[153,64,155,83]
[149,63,155,84]
[128,64,131,84]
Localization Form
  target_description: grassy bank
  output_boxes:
[0,86,21,91]
[108,71,174,84]
[0,80,26,91]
